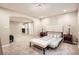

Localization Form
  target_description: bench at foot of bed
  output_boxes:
[29,42,46,55]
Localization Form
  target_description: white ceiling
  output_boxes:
[0,3,78,18]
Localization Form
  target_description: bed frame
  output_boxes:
[29,31,63,55]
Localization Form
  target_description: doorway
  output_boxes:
[9,17,34,41]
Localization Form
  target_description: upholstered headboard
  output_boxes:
[45,25,63,38]
[47,31,63,38]
[46,25,63,32]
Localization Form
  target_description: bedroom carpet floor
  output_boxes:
[2,34,79,55]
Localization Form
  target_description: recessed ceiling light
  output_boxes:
[38,4,42,6]
[64,10,67,12]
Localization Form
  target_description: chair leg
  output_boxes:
[43,48,45,55]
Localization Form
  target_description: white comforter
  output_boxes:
[30,36,62,48]
[49,37,62,48]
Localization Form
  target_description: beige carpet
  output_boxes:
[2,34,79,55]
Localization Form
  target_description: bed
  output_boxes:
[29,31,63,55]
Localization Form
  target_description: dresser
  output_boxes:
[64,34,73,44]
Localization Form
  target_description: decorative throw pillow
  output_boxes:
[56,34,61,38]
[53,34,57,38]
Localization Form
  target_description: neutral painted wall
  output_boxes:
[77,8,79,46]
[0,9,9,45]
[41,11,77,41]
[10,21,23,37]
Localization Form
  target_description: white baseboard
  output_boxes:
[2,44,10,48]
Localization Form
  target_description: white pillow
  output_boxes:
[47,33,61,38]
[53,33,61,38]
[53,34,57,38]
[48,34,53,37]
[56,34,61,38]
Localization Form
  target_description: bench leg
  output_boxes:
[30,42,31,47]
[43,48,45,55]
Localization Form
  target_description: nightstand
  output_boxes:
[64,34,73,44]
[40,32,47,37]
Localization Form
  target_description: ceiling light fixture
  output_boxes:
[38,4,42,6]
[37,3,43,7]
